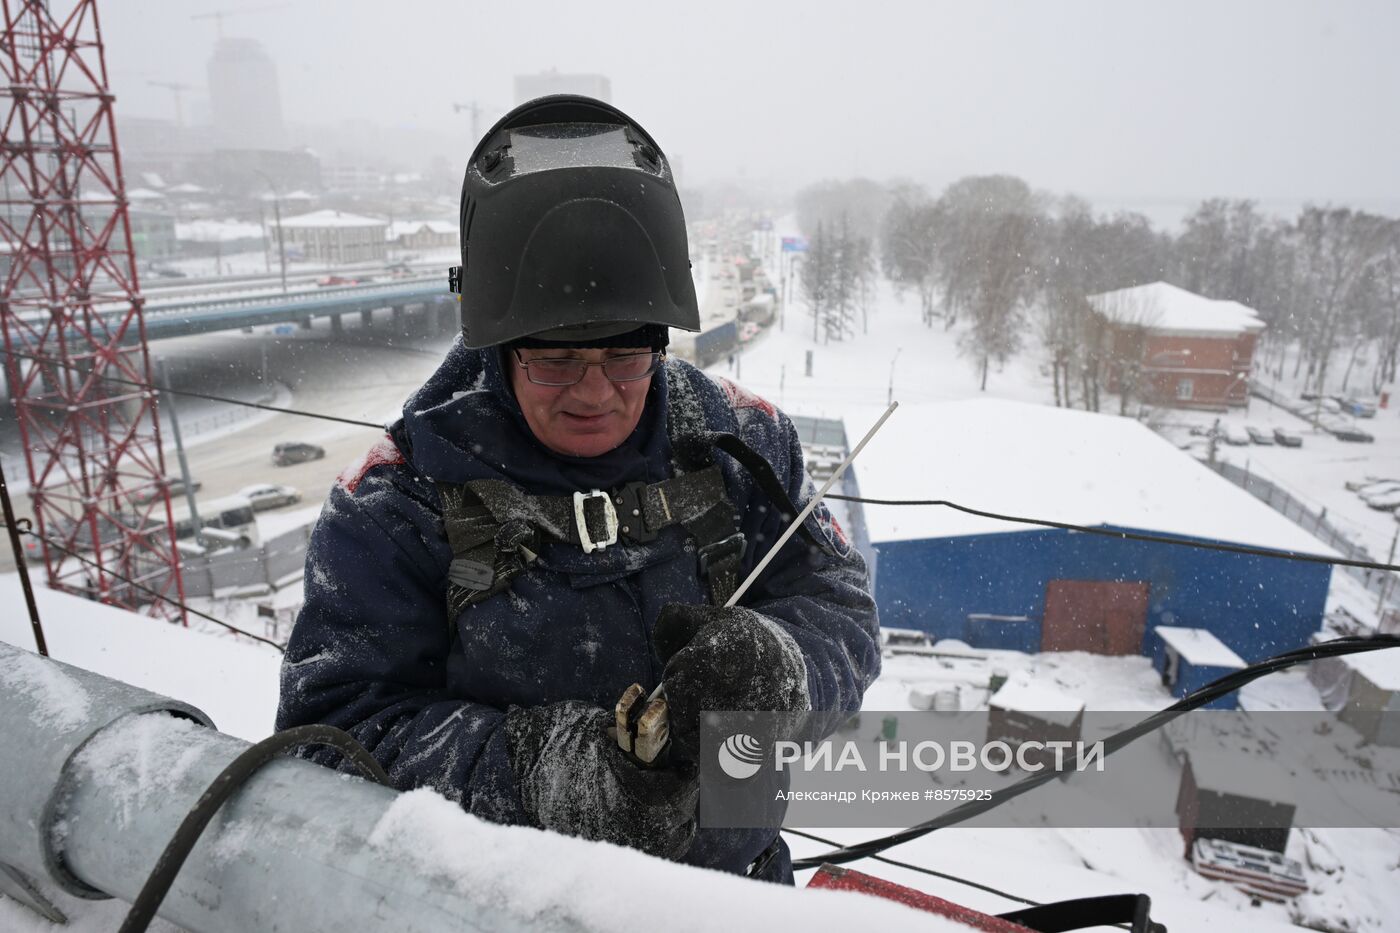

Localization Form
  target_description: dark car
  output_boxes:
[1272,428,1302,448]
[1245,426,1274,446]
[272,442,326,466]
[1332,426,1375,443]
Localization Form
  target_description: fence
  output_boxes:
[179,400,268,437]
[1204,458,1399,609]
[178,522,313,599]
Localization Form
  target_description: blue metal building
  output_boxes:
[856,399,1335,665]
[872,525,1330,661]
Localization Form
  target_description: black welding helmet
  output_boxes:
[451,95,700,349]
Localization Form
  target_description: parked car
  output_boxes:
[316,275,363,287]
[1272,428,1302,448]
[237,483,303,511]
[1363,489,1400,511]
[272,442,326,466]
[1352,480,1400,499]
[1316,397,1342,414]
[1332,425,1375,443]
[133,476,203,505]
[1345,475,1399,491]
[1340,397,1377,418]
[1221,425,1251,446]
[1245,426,1275,445]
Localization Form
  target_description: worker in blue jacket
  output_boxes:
[276,95,880,883]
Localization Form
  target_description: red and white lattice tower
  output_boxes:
[0,0,185,620]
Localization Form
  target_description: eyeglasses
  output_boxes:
[512,349,664,386]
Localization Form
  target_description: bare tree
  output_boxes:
[1372,221,1400,393]
[1293,207,1387,396]
[958,209,1036,390]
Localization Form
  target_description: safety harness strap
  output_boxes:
[436,465,741,619]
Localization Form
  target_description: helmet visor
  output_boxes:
[504,124,641,176]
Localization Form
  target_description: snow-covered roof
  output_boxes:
[1342,647,1400,691]
[260,189,317,203]
[277,209,385,229]
[124,187,166,200]
[989,679,1085,725]
[176,219,265,243]
[1088,281,1265,336]
[857,398,1338,558]
[387,220,456,240]
[166,182,206,194]
[1187,748,1297,804]
[1154,626,1246,669]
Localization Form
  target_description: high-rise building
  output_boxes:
[514,70,611,104]
[207,37,285,149]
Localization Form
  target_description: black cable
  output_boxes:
[2,347,386,430]
[782,827,1040,906]
[827,493,1400,574]
[19,528,286,652]
[118,724,391,933]
[791,634,1400,869]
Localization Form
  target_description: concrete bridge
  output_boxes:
[5,273,458,347]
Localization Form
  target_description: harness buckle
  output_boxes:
[697,532,745,578]
[614,481,657,543]
[573,489,619,553]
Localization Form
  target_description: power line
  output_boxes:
[826,493,1400,574]
[14,527,287,653]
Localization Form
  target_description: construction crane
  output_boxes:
[452,100,499,143]
[190,2,291,39]
[148,80,192,127]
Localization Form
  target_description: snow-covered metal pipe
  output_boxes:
[0,644,944,933]
[0,640,212,900]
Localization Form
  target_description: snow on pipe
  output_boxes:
[0,644,950,933]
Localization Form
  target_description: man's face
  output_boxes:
[508,346,655,458]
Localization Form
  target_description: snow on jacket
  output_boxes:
[276,338,881,878]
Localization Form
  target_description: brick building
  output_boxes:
[1089,282,1265,409]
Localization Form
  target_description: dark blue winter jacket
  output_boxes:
[276,340,880,879]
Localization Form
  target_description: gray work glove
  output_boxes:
[653,603,812,762]
[505,700,698,860]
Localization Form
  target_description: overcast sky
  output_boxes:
[102,0,1398,208]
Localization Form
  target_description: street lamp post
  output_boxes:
[257,171,288,294]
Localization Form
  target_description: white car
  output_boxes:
[1353,480,1400,499]
[1345,476,1400,492]
[1362,489,1400,511]
[238,483,303,512]
[1221,425,1251,446]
